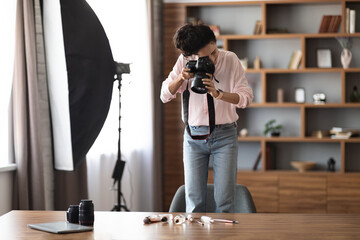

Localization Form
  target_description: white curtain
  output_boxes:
[86,0,155,211]
[0,1,17,166]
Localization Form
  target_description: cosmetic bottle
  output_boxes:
[173,214,186,224]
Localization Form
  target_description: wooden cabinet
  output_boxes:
[236,172,279,213]
[162,0,360,212]
[327,174,360,213]
[279,174,327,213]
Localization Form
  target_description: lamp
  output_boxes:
[111,62,131,212]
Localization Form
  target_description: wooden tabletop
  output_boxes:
[1,211,360,239]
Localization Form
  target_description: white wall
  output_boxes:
[0,165,16,216]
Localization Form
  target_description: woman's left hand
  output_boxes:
[202,73,218,98]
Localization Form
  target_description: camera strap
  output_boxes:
[183,82,215,140]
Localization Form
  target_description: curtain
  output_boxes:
[148,0,163,211]
[86,0,163,211]
[54,159,88,210]
[11,0,54,210]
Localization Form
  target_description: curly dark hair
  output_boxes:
[173,24,216,57]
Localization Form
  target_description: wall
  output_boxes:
[0,165,16,216]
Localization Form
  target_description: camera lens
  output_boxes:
[79,199,94,226]
[66,205,79,223]
[191,73,208,94]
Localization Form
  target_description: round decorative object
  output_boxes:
[290,161,316,172]
[313,93,326,104]
[341,48,352,69]
[239,128,248,137]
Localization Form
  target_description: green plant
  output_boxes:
[263,119,283,136]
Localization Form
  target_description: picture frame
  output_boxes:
[317,49,332,68]
[294,87,305,103]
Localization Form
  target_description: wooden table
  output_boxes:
[1,211,360,239]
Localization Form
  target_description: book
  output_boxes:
[253,20,262,35]
[318,15,332,33]
[288,50,302,69]
[334,15,342,33]
[330,127,360,139]
[350,9,356,33]
[330,127,360,134]
[319,15,341,33]
[345,8,350,33]
[328,15,341,33]
[252,151,262,171]
[327,15,337,32]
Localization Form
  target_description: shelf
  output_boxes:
[218,33,360,40]
[236,169,360,175]
[245,68,360,73]
[249,103,304,107]
[249,103,360,108]
[304,103,360,108]
[238,136,360,142]
[260,170,340,174]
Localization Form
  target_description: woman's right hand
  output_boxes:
[169,68,194,95]
[181,68,194,81]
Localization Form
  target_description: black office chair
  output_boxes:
[169,184,256,213]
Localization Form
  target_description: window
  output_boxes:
[0,1,17,166]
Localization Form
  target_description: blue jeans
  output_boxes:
[183,122,238,213]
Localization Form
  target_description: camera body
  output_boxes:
[186,56,215,94]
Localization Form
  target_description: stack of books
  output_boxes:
[345,8,356,33]
[330,127,360,139]
[318,15,342,33]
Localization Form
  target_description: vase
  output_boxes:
[341,48,352,69]
[271,131,280,137]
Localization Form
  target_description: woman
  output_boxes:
[160,24,253,213]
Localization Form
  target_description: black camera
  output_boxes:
[186,56,215,94]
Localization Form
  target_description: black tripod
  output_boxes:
[111,62,131,212]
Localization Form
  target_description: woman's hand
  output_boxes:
[168,68,194,95]
[181,68,194,81]
[202,73,219,98]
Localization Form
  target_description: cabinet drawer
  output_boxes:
[237,173,278,213]
[328,174,360,213]
[279,175,326,213]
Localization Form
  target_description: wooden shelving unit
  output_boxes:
[162,0,360,213]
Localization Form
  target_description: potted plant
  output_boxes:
[263,119,282,137]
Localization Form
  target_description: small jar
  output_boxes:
[79,199,94,226]
[66,205,79,223]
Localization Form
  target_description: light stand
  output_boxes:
[111,62,130,212]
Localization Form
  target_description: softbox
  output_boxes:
[43,0,115,170]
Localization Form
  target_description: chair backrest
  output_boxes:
[169,184,256,213]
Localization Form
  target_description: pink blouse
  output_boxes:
[160,50,253,126]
